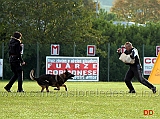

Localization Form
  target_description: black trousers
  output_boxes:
[124,65,154,91]
[5,62,23,91]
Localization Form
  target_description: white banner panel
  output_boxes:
[143,57,156,75]
[0,59,3,77]
[46,56,99,81]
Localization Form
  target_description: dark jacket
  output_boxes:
[9,38,23,63]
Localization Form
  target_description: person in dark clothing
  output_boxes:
[4,32,25,92]
[117,42,156,93]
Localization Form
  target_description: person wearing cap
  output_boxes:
[4,31,25,92]
[117,42,156,93]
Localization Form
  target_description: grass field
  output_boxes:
[0,81,159,119]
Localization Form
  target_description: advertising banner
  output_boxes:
[143,57,156,75]
[46,56,99,81]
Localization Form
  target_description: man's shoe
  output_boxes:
[4,87,11,92]
[129,90,136,93]
[151,87,156,94]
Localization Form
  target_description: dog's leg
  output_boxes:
[54,84,60,91]
[54,87,60,90]
[46,86,49,92]
[41,86,45,92]
[62,84,67,91]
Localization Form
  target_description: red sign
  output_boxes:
[87,45,96,56]
[156,46,160,56]
[51,44,60,55]
[46,56,99,81]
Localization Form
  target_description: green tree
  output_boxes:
[0,0,104,79]
[111,0,160,24]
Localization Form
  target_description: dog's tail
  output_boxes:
[30,69,38,81]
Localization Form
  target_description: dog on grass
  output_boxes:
[30,69,75,92]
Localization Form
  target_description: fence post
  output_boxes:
[36,42,39,77]
[108,43,110,82]
[73,42,76,57]
[142,44,144,67]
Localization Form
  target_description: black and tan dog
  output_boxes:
[30,69,75,92]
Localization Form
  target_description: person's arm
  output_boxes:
[117,48,122,56]
[130,48,139,59]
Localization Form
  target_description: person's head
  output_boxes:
[124,42,133,51]
[13,31,22,39]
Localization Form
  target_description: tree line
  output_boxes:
[111,0,160,24]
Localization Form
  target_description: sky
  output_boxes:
[98,0,114,11]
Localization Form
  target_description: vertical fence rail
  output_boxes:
[36,42,39,77]
[73,42,76,57]
[108,43,110,82]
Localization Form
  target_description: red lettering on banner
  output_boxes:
[145,58,156,64]
[47,62,98,76]
[47,63,97,70]
[145,71,151,74]
[145,58,151,64]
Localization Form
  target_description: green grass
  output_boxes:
[0,81,159,119]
